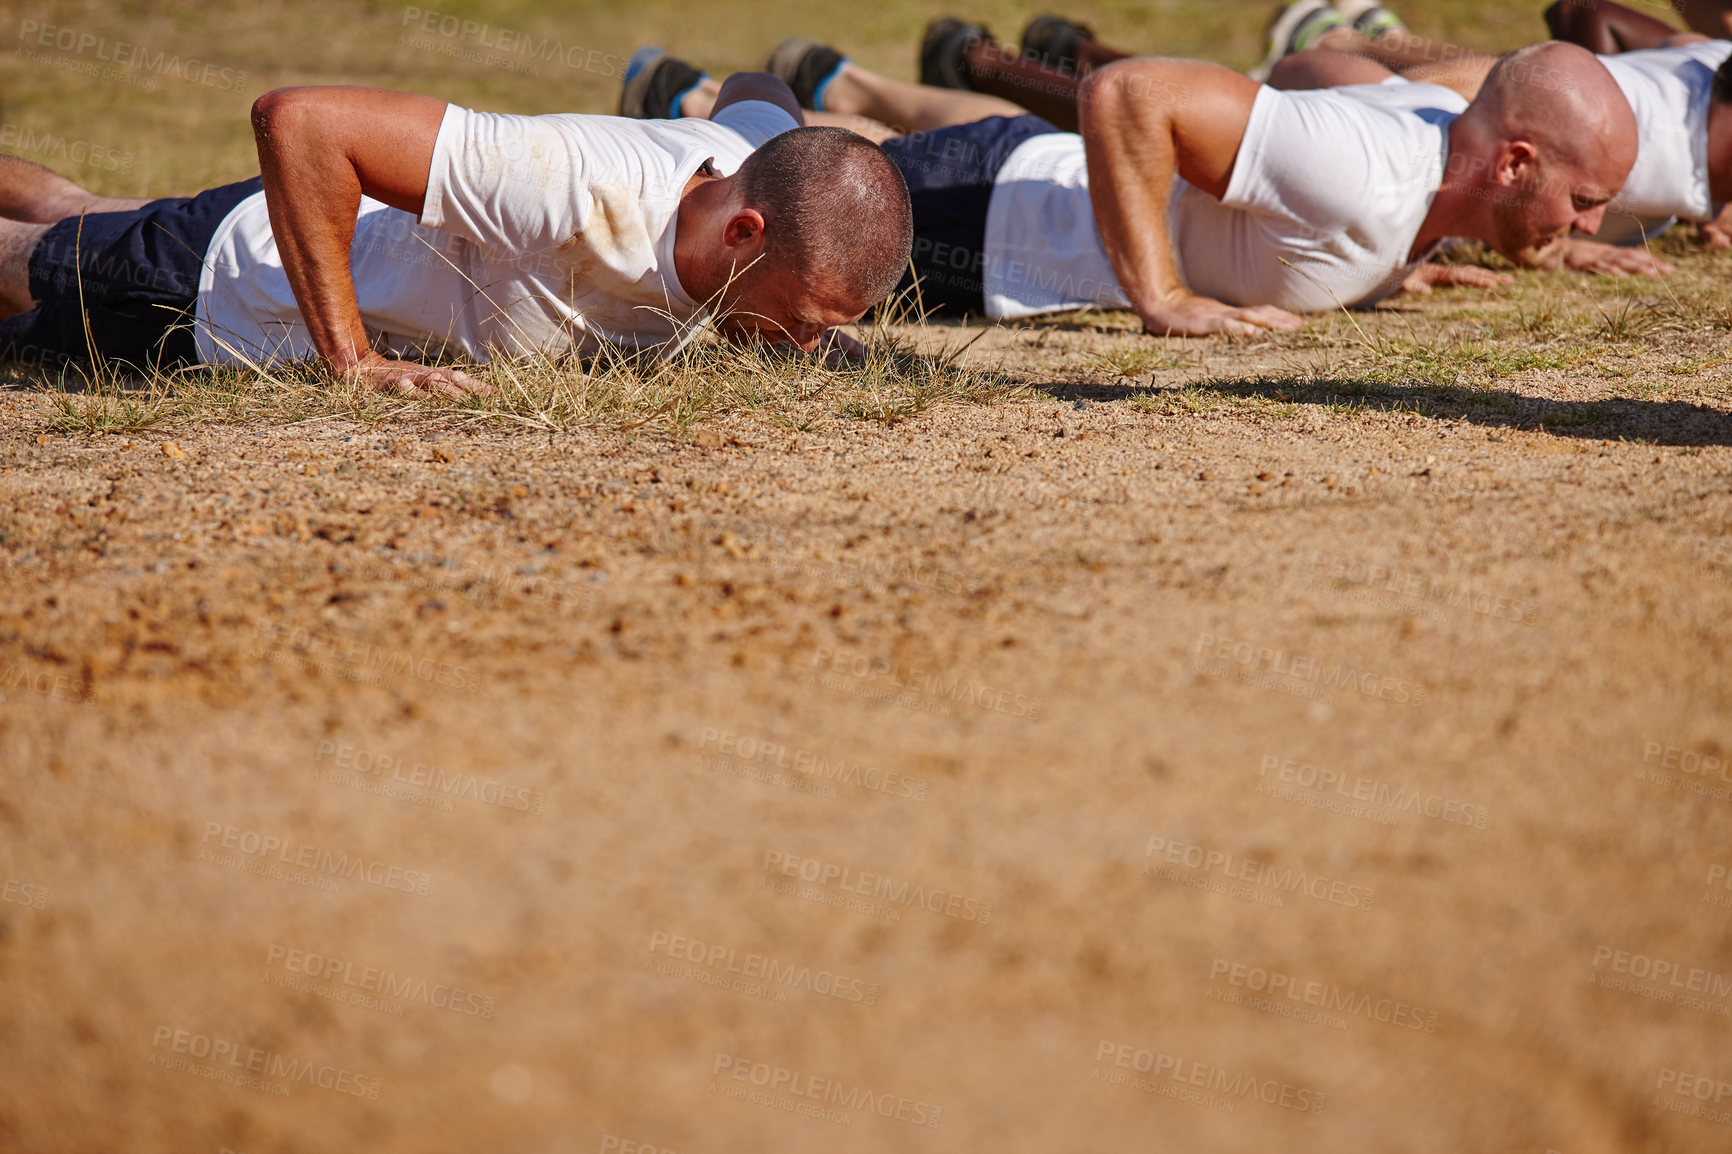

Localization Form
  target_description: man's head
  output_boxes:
[1450,41,1637,259]
[677,127,912,351]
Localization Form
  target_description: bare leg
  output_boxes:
[960,40,1085,131]
[675,78,898,142]
[817,62,1024,134]
[1673,0,1732,39]
[1548,0,1683,52]
[676,77,722,117]
[1308,25,1495,71]
[0,218,51,317]
[0,154,149,223]
[1073,39,1130,75]
[1268,48,1397,91]
[1404,56,1499,100]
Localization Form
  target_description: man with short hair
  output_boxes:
[631,41,1634,336]
[0,73,913,390]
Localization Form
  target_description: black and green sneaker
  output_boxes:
[1020,14,1096,77]
[919,17,994,91]
[619,46,707,120]
[765,39,850,111]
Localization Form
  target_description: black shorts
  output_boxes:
[0,176,262,372]
[878,115,1061,318]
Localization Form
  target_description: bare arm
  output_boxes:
[251,85,485,396]
[1078,59,1301,336]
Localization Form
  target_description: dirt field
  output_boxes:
[4,2,1732,1153]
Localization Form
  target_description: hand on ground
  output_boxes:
[344,355,492,399]
[1139,293,1302,337]
[819,328,866,368]
[1401,263,1514,295]
[1559,239,1673,278]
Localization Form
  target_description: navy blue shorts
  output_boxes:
[0,176,262,372]
[878,115,1060,318]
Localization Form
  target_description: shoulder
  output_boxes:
[1240,86,1444,171]
[1227,87,1445,219]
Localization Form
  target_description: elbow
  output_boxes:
[1078,61,1143,136]
[251,87,313,144]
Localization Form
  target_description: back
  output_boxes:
[1599,42,1732,240]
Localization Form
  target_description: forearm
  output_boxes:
[251,86,445,371]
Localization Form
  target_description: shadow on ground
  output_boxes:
[1028,374,1732,446]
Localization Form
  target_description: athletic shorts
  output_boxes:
[878,114,1060,318]
[0,176,262,372]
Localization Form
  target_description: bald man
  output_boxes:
[1280,12,1732,256]
[1068,42,1635,334]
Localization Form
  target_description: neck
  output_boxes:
[1413,119,1488,259]
[1710,100,1732,205]
[673,175,729,303]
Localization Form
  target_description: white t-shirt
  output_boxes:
[981,82,1462,320]
[192,101,799,365]
[1598,41,1732,244]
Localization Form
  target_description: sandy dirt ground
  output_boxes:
[3,276,1731,1154]
[2,0,1731,1148]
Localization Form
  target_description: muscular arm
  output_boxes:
[1078,59,1301,336]
[251,85,484,395]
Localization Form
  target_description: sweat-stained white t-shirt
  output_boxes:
[1597,41,1732,244]
[191,101,799,365]
[980,82,1462,320]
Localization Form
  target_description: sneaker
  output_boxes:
[619,46,707,119]
[1020,14,1096,76]
[1249,0,1346,82]
[1347,4,1407,39]
[919,17,994,90]
[1331,0,1380,22]
[765,39,850,111]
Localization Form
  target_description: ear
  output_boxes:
[721,208,767,253]
[1496,140,1538,187]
